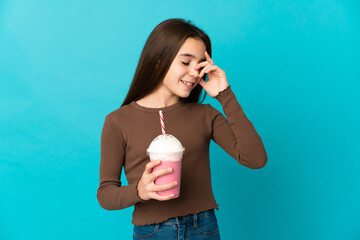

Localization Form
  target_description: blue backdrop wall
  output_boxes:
[1,1,359,239]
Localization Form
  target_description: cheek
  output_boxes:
[172,64,187,76]
[166,63,188,80]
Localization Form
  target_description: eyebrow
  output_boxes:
[179,53,206,62]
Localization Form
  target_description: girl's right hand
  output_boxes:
[137,160,178,201]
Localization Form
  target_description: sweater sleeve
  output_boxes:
[97,115,142,210]
[208,86,267,169]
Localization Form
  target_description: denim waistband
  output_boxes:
[161,209,215,225]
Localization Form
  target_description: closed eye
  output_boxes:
[182,62,189,66]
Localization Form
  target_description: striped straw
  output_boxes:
[159,110,166,136]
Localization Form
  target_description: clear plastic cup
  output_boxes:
[147,134,185,198]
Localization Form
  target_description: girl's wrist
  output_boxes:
[136,180,148,202]
[214,85,231,98]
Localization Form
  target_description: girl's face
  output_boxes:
[160,38,206,99]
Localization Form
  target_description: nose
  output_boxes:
[189,67,199,78]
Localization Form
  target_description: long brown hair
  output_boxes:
[121,18,211,107]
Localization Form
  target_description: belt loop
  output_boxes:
[193,213,198,227]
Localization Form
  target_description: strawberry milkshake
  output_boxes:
[147,134,185,198]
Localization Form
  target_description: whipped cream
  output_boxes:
[147,134,185,153]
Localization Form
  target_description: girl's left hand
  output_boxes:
[195,51,229,98]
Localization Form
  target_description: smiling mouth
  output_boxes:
[181,80,195,88]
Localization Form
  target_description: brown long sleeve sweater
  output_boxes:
[97,86,267,226]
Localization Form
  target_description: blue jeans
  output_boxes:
[133,209,220,240]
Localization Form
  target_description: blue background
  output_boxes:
[1,0,359,239]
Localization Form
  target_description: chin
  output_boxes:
[177,91,191,98]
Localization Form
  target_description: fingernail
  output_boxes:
[168,167,172,172]
[157,160,161,164]
[174,181,178,185]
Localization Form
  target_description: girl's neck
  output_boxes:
[136,89,180,109]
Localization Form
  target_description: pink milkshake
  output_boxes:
[147,134,185,198]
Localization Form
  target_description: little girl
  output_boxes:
[97,18,267,240]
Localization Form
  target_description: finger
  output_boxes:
[198,79,206,87]
[144,160,161,175]
[199,65,213,78]
[205,51,214,65]
[150,167,173,181]
[204,65,219,74]
[151,193,175,201]
[199,64,214,78]
[154,181,178,192]
[194,61,210,70]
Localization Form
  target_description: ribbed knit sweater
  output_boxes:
[97,86,267,226]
